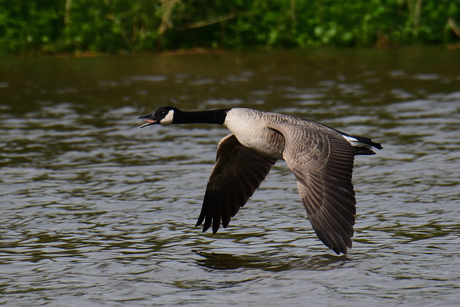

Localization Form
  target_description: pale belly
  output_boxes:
[232,127,284,159]
[224,108,285,159]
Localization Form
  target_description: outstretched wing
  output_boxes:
[196,134,277,234]
[270,122,356,255]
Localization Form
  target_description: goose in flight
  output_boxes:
[139,106,381,254]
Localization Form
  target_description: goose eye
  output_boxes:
[161,109,168,115]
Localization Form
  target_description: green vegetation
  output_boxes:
[1,0,459,54]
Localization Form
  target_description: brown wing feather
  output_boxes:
[196,134,277,233]
[270,123,356,255]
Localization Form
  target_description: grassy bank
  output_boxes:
[1,0,459,54]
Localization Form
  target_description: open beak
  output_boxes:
[138,113,156,128]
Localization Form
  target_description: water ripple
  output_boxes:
[1,48,459,306]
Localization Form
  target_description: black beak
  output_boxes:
[138,113,156,128]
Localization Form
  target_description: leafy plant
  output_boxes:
[0,0,459,54]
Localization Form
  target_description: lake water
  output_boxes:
[1,47,459,306]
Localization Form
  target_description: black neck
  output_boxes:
[174,109,229,124]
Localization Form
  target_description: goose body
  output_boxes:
[139,106,382,255]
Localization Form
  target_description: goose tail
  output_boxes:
[342,135,382,155]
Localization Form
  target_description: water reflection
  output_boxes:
[195,250,350,272]
[0,47,459,306]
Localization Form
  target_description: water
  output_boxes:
[1,47,459,306]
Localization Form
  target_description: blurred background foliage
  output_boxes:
[0,0,459,54]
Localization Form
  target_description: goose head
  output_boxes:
[138,106,178,127]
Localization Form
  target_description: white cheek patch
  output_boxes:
[160,110,174,124]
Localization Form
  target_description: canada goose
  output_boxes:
[139,107,382,255]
